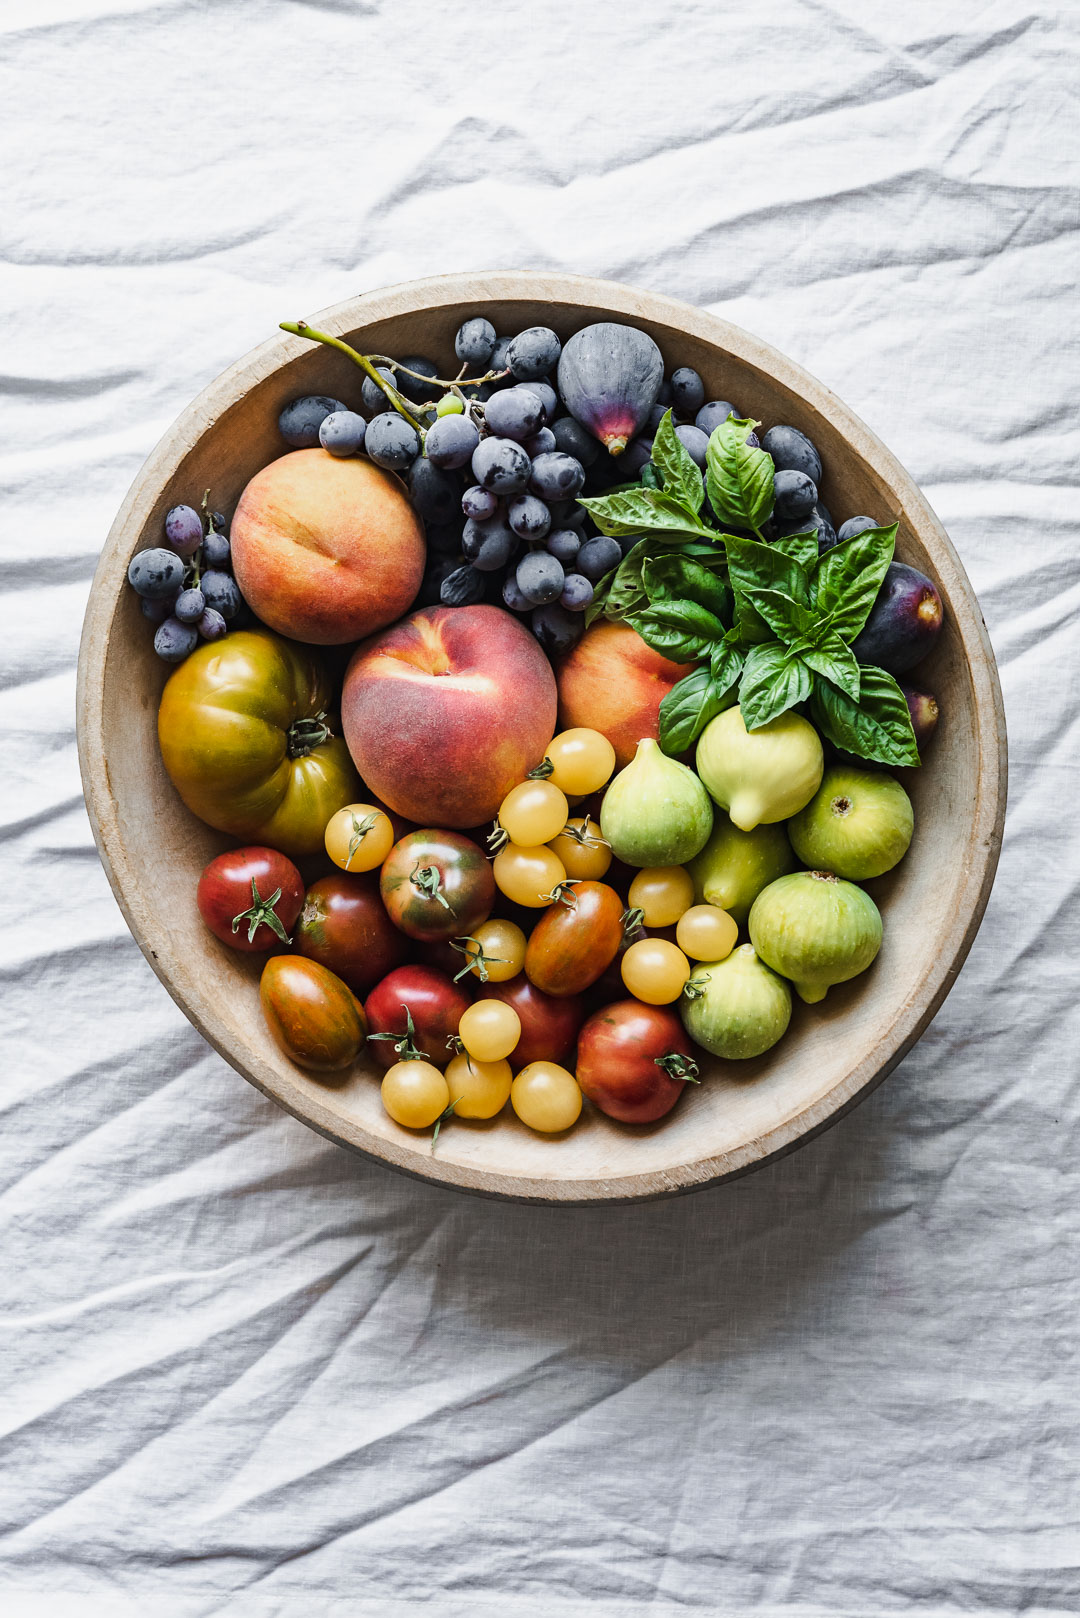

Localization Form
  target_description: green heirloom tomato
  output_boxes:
[379,830,495,942]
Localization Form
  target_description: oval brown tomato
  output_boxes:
[260,956,366,1074]
[380,830,495,942]
[197,846,305,952]
[576,1000,699,1123]
[364,965,471,1070]
[292,872,409,997]
[476,976,585,1068]
[524,880,624,997]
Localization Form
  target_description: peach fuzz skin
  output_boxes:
[230,449,425,645]
[342,605,558,828]
[556,621,692,768]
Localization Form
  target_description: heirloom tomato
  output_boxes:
[259,956,366,1074]
[381,1061,450,1129]
[197,846,304,952]
[523,880,624,997]
[575,1001,698,1123]
[380,830,495,942]
[364,965,471,1070]
[510,1062,583,1132]
[292,872,408,996]
[476,976,586,1068]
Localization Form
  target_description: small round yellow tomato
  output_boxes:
[511,1061,583,1132]
[676,904,738,962]
[444,1053,512,1119]
[493,844,566,907]
[458,999,521,1062]
[498,780,568,846]
[324,802,395,873]
[458,918,526,983]
[542,729,617,796]
[628,866,695,928]
[381,1059,450,1128]
[549,816,612,881]
[621,938,692,1005]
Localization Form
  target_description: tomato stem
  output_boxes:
[410,862,453,912]
[345,810,380,869]
[287,710,333,759]
[431,1096,461,1154]
[541,879,581,908]
[655,1051,700,1083]
[231,878,291,945]
[527,758,555,781]
[367,1004,424,1061]
[450,936,509,984]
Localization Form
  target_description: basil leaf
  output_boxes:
[630,598,724,662]
[796,630,861,701]
[658,667,735,754]
[741,586,815,646]
[643,554,731,623]
[731,596,772,646]
[651,409,705,515]
[810,663,919,766]
[705,417,775,535]
[725,533,811,608]
[770,529,819,571]
[579,487,713,540]
[814,522,897,641]
[710,638,744,692]
[738,642,812,729]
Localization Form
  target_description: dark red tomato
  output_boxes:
[364,965,471,1070]
[476,976,586,1068]
[380,830,495,943]
[292,872,408,997]
[197,846,305,953]
[260,956,366,1075]
[413,935,468,978]
[524,881,624,997]
[576,1000,698,1123]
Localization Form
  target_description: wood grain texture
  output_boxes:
[76,271,1008,1204]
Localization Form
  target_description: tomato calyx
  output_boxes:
[655,1051,700,1084]
[431,1096,461,1154]
[231,877,292,945]
[344,810,380,868]
[410,861,454,912]
[621,906,645,945]
[682,972,711,1002]
[450,935,508,984]
[486,818,509,855]
[286,710,333,759]
[527,757,555,781]
[561,813,609,850]
[541,879,581,908]
[368,1004,424,1061]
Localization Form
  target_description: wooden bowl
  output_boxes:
[77,272,1006,1204]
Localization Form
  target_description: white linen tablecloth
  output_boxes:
[2,2,1078,1612]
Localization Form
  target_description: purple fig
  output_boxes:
[556,322,663,456]
[852,562,944,675]
[901,684,940,750]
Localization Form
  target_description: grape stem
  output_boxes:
[279,321,425,431]
[368,354,510,392]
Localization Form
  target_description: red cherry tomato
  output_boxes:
[524,880,624,997]
[197,846,304,953]
[292,872,409,997]
[576,999,699,1123]
[364,965,471,1070]
[476,975,585,1069]
[380,830,495,942]
[260,956,366,1074]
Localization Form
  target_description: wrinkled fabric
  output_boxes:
[1,1,1078,1613]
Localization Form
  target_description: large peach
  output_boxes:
[343,605,558,827]
[556,621,693,767]
[231,449,424,644]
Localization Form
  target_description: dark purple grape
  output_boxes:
[670,367,705,415]
[549,415,601,468]
[426,521,464,555]
[525,427,557,457]
[546,529,581,566]
[425,414,480,470]
[761,424,822,485]
[646,403,668,433]
[140,595,173,623]
[278,395,347,448]
[502,573,531,612]
[524,380,558,424]
[507,494,551,541]
[361,368,397,415]
[528,451,584,500]
[556,322,663,455]
[576,536,622,582]
[154,617,198,663]
[516,550,565,605]
[397,357,441,404]
[461,518,487,560]
[418,553,465,608]
[531,603,585,657]
[489,336,513,375]
[201,570,242,620]
[560,574,594,611]
[408,457,462,523]
[852,563,944,675]
[455,317,497,367]
[128,547,186,600]
[900,684,940,750]
[462,485,499,521]
[620,437,654,476]
[695,401,735,435]
[746,431,760,448]
[211,511,227,532]
[508,327,561,381]
[773,468,817,520]
[838,515,878,541]
[201,529,230,567]
[656,378,674,407]
[473,525,518,572]
[813,508,838,552]
[319,410,367,457]
[484,387,546,443]
[164,504,203,556]
[367,412,420,470]
[440,564,487,606]
[174,587,205,624]
[674,424,709,468]
[197,608,228,641]
[471,436,531,494]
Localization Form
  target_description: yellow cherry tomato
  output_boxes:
[324,802,395,873]
[627,865,696,928]
[458,999,521,1062]
[444,1053,512,1119]
[621,938,692,1005]
[493,844,566,907]
[676,904,738,962]
[510,1061,583,1132]
[457,918,526,983]
[542,729,617,796]
[498,779,568,846]
[549,816,612,881]
[381,1059,450,1129]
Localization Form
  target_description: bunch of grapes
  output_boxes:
[126,498,249,663]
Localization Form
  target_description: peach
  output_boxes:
[231,449,424,645]
[343,605,558,828]
[556,621,693,768]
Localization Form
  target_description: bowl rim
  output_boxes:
[77,270,1007,1204]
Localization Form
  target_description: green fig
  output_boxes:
[680,943,792,1060]
[600,738,713,868]
[695,705,823,831]
[789,766,913,880]
[748,870,882,1004]
[687,813,797,929]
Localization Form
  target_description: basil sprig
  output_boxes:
[705,416,775,537]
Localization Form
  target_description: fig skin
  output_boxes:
[600,738,713,867]
[696,706,823,831]
[748,870,883,1005]
[687,814,796,928]
[852,562,943,675]
[680,943,792,1060]
[901,684,940,751]
[556,322,663,456]
[788,766,914,881]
